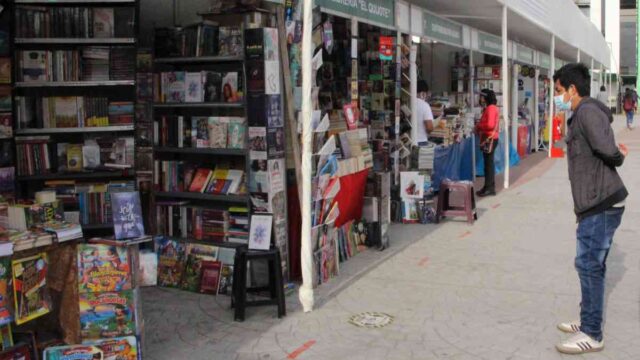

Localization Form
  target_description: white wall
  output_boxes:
[589,0,602,32]
[605,0,620,74]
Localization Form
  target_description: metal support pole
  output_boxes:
[502,5,510,189]
[410,45,418,144]
[469,49,476,180]
[533,67,540,152]
[298,0,314,313]
[511,61,518,155]
[548,35,555,157]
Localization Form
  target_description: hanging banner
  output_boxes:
[515,44,534,65]
[477,32,502,57]
[316,0,395,27]
[379,36,394,60]
[422,11,463,47]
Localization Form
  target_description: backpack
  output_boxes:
[624,95,635,111]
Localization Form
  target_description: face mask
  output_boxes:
[554,93,572,111]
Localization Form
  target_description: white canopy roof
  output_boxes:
[407,0,610,69]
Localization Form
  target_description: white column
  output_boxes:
[577,49,581,63]
[548,36,555,157]
[502,5,510,189]
[410,45,418,145]
[533,67,540,151]
[395,31,402,185]
[298,0,314,313]
[469,49,476,180]
[511,62,518,155]
[591,58,595,97]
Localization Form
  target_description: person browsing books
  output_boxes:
[475,89,500,197]
[415,80,434,146]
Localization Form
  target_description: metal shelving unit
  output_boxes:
[17,170,136,181]
[154,56,244,64]
[153,147,247,156]
[15,80,135,88]
[15,38,136,45]
[154,191,249,204]
[152,102,244,109]
[16,125,134,135]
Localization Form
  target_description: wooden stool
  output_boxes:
[436,180,477,224]
[232,247,286,322]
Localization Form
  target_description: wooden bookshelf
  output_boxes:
[154,191,249,204]
[15,38,137,45]
[153,147,246,156]
[16,125,134,135]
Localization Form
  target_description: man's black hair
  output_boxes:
[479,89,497,105]
[600,85,606,91]
[553,63,590,97]
[417,80,429,93]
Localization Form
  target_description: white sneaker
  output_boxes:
[556,331,604,354]
[557,320,581,333]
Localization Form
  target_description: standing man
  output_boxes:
[553,63,629,355]
[622,88,636,129]
[415,80,434,146]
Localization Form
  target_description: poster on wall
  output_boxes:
[379,36,394,61]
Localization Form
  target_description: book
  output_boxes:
[43,345,104,360]
[79,290,136,339]
[218,26,243,57]
[12,253,52,325]
[42,221,83,242]
[266,95,283,128]
[249,214,272,251]
[82,336,137,360]
[93,8,115,38]
[244,28,264,60]
[0,259,12,325]
[0,58,9,84]
[200,260,222,294]
[217,264,233,295]
[54,97,80,128]
[0,344,30,360]
[0,324,12,351]
[155,237,187,288]
[191,116,209,148]
[247,94,266,126]
[185,72,203,103]
[0,87,9,112]
[78,244,132,293]
[164,72,186,103]
[20,51,47,82]
[221,72,239,103]
[203,72,222,103]
[111,192,145,240]
[246,60,265,93]
[188,169,213,193]
[67,144,84,172]
[226,118,246,149]
[179,254,203,292]
[267,128,285,158]
[0,167,14,195]
[207,117,228,149]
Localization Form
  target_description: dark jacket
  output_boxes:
[567,97,628,221]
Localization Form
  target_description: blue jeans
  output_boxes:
[626,111,634,126]
[575,207,624,341]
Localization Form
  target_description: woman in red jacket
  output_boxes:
[476,89,500,197]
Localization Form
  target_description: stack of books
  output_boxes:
[15,136,51,176]
[39,221,83,242]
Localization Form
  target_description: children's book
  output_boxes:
[110,192,144,240]
[79,290,136,340]
[12,253,51,325]
[0,259,11,325]
[78,244,132,293]
[82,336,137,360]
[43,345,104,360]
[156,237,187,288]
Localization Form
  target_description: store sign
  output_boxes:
[379,36,394,60]
[478,32,501,56]
[539,53,551,69]
[316,0,395,27]
[515,44,534,65]
[422,11,463,46]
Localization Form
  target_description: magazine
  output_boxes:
[78,244,132,293]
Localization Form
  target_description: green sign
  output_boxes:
[515,44,534,64]
[423,11,463,46]
[539,53,551,69]
[477,32,501,56]
[316,0,395,27]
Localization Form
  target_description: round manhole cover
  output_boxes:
[348,312,394,329]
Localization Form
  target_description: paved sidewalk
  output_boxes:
[144,115,639,359]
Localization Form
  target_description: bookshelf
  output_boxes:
[154,191,249,204]
[11,0,141,238]
[0,0,16,201]
[153,147,246,156]
[152,102,244,109]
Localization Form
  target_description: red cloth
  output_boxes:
[476,104,500,139]
[333,169,369,227]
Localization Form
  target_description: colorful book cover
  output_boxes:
[217,265,233,295]
[165,72,186,103]
[0,344,30,360]
[221,72,239,103]
[179,254,203,292]
[54,97,80,128]
[43,345,103,360]
[157,256,185,288]
[0,259,12,325]
[0,324,13,351]
[207,117,228,149]
[0,113,13,139]
[191,116,209,148]
[267,128,285,158]
[199,260,221,294]
[263,28,279,61]
[67,144,84,172]
[184,72,203,103]
[226,118,246,149]
[78,244,132,293]
[93,8,115,38]
[12,253,51,325]
[111,192,144,240]
[79,290,136,340]
[82,336,137,360]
